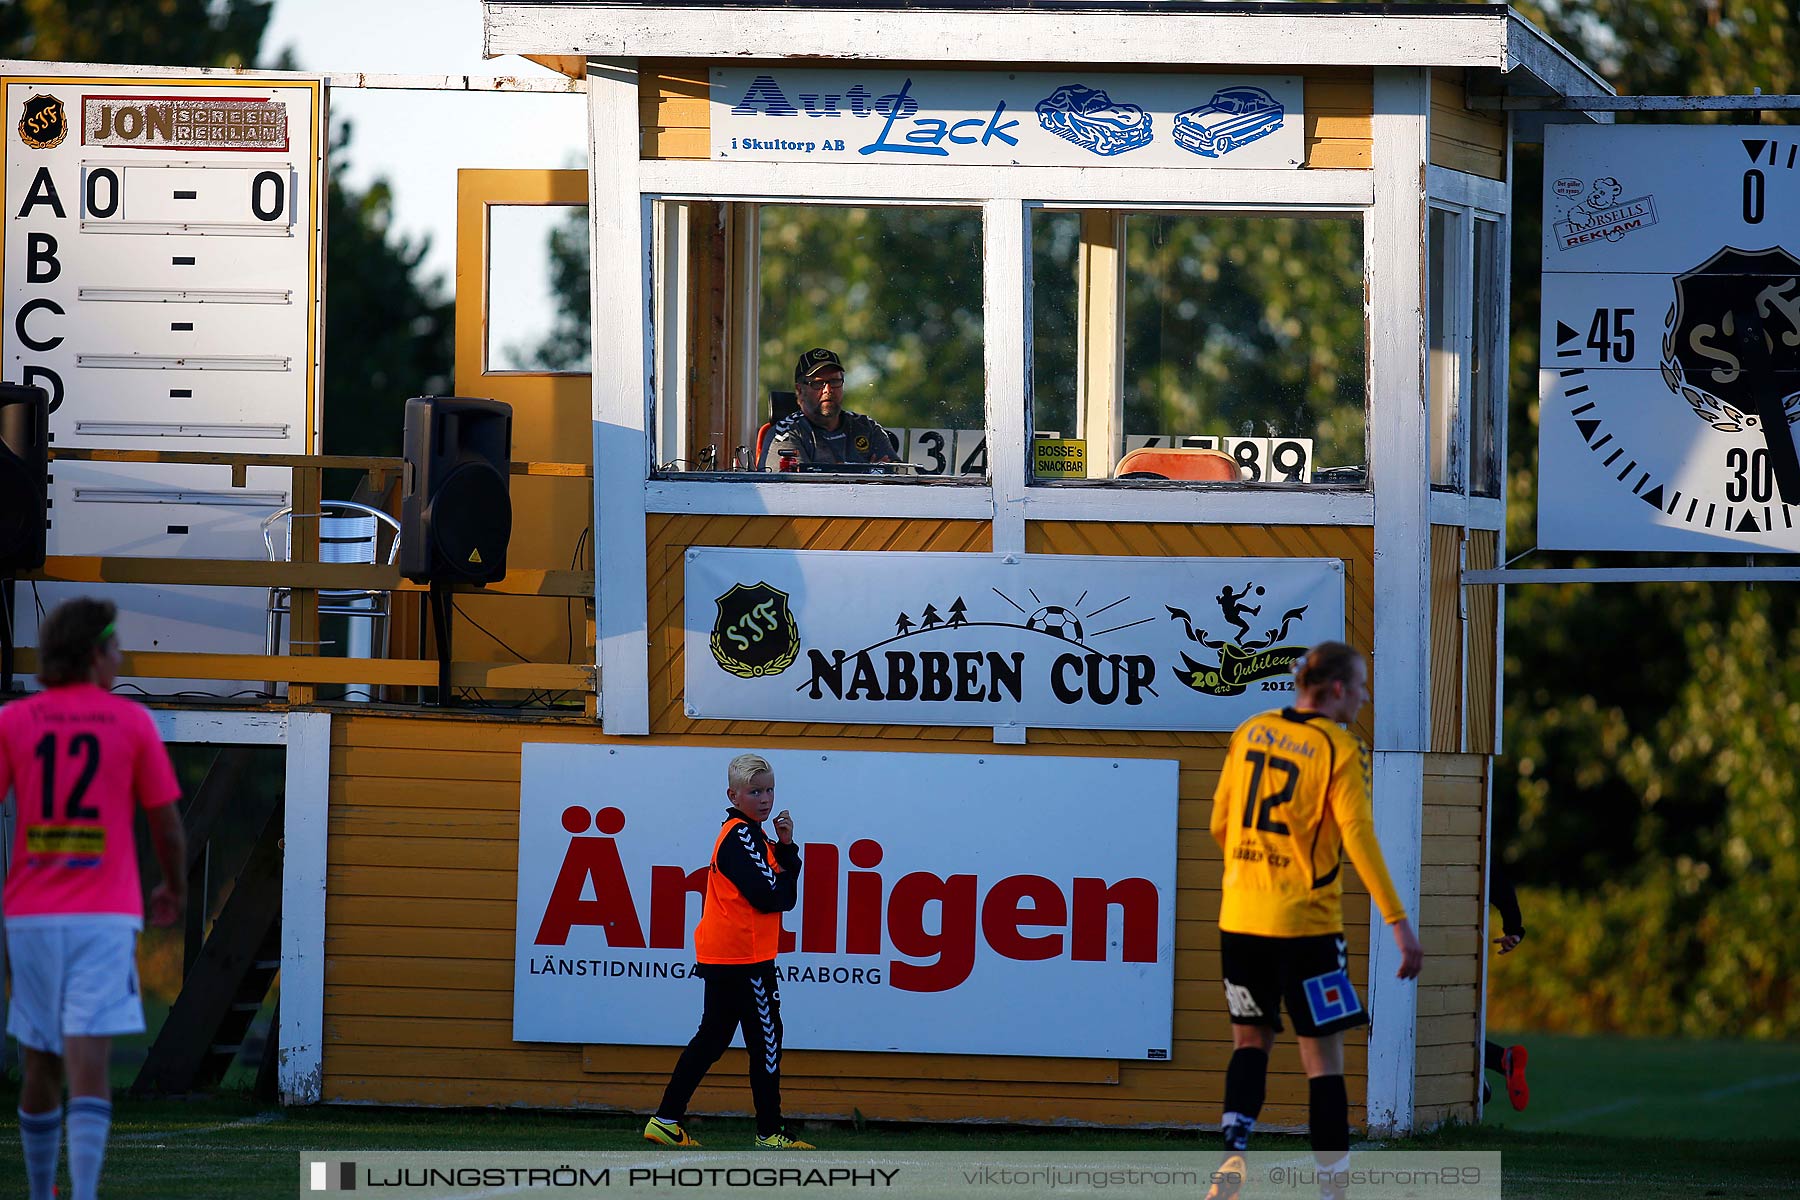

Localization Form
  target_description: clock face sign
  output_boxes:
[1540,126,1800,552]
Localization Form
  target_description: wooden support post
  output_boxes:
[179,748,256,975]
[287,465,321,706]
[1077,210,1125,478]
[253,998,281,1103]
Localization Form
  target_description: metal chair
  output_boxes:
[262,500,402,666]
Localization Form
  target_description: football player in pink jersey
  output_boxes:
[1,598,186,1200]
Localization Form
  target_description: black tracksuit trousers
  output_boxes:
[655,962,785,1136]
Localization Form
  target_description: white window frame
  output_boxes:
[645,191,992,486]
[1027,200,1373,495]
[1425,165,1508,531]
[635,161,1378,527]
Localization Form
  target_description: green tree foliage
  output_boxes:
[3,0,455,473]
[511,207,591,373]
[1493,587,1800,1036]
[757,205,985,430]
[319,124,454,462]
[1118,213,1365,465]
[1488,2,1800,1035]
[0,0,270,67]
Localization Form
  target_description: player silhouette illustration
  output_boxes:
[1217,583,1262,641]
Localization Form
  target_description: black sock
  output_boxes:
[1484,1040,1506,1072]
[1221,1046,1268,1151]
[1308,1074,1350,1154]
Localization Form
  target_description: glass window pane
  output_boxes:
[1428,206,1462,489]
[1470,217,1502,497]
[1094,212,1364,484]
[1031,210,1081,448]
[756,204,985,476]
[485,204,591,372]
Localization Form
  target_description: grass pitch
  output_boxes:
[0,1033,1796,1198]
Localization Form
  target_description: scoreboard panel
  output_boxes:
[1539,125,1800,552]
[3,73,325,687]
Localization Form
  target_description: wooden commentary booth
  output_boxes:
[1,1,1608,1134]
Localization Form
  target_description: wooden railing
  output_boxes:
[18,449,595,707]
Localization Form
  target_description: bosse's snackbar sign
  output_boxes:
[684,548,1345,731]
[513,746,1178,1059]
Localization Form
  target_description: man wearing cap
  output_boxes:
[759,348,900,470]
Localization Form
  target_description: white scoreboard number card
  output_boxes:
[907,427,954,475]
[1540,125,1800,551]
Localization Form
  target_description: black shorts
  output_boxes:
[1219,930,1366,1037]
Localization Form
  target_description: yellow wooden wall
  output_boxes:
[1465,530,1497,754]
[1303,68,1373,170]
[322,723,1365,1125]
[1415,752,1486,1128]
[1428,526,1464,753]
[642,61,1374,169]
[321,518,1392,1127]
[1429,70,1506,181]
[1429,525,1498,757]
[641,60,709,160]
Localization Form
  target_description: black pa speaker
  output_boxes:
[0,382,49,574]
[399,396,513,585]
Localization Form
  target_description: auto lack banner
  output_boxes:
[711,69,1303,169]
[513,744,1178,1059]
[683,549,1346,731]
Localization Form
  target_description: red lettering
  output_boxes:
[801,841,839,952]
[1070,876,1159,962]
[538,828,1165,978]
[980,873,1066,960]
[534,838,646,947]
[648,863,707,948]
[887,871,977,992]
[846,839,884,954]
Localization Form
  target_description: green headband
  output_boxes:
[98,623,116,643]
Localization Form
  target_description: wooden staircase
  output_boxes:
[132,748,284,1097]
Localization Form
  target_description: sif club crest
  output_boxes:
[1662,245,1800,433]
[709,581,800,678]
[18,95,67,150]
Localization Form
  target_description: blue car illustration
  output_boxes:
[1035,84,1153,156]
[1172,86,1284,158]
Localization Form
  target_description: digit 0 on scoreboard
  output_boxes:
[80,163,297,231]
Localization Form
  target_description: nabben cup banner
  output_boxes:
[513,744,1178,1059]
[683,549,1346,730]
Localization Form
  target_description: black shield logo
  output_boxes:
[1663,245,1800,432]
[710,582,800,678]
[18,95,68,150]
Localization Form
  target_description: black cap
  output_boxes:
[794,347,843,382]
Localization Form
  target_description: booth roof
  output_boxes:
[485,1,1609,104]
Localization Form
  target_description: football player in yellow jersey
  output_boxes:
[1204,642,1422,1200]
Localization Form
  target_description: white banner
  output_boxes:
[711,69,1302,169]
[1540,125,1800,551]
[513,745,1179,1059]
[683,549,1345,730]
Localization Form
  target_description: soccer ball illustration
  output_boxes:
[1026,605,1084,641]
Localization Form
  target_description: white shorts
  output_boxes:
[6,921,145,1055]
